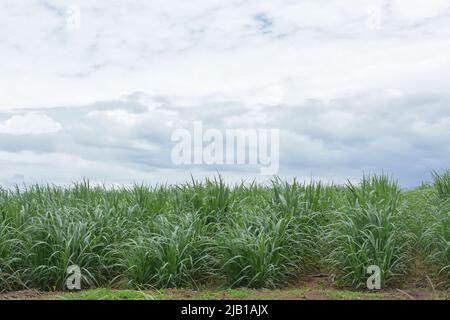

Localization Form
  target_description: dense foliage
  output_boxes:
[0,172,449,292]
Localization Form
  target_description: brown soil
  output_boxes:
[0,278,448,300]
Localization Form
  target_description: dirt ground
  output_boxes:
[1,276,448,300]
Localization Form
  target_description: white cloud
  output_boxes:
[389,0,450,22]
[1,0,450,110]
[0,92,448,187]
[0,1,449,186]
[0,113,62,135]
[87,109,140,127]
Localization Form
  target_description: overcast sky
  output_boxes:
[0,0,449,187]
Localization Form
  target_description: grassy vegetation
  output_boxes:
[326,175,412,288]
[0,172,449,293]
[4,287,448,300]
[59,288,156,300]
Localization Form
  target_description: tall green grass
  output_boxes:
[124,212,213,289]
[432,170,450,200]
[326,175,412,288]
[422,171,450,288]
[0,172,448,292]
[217,208,303,288]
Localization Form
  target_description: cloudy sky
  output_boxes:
[0,0,449,187]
